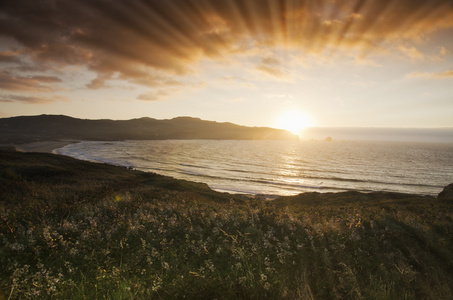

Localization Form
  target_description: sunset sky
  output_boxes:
[1,0,453,132]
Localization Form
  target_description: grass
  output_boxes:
[1,150,453,299]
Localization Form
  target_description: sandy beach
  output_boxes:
[14,140,78,153]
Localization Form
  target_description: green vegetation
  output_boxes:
[1,151,453,299]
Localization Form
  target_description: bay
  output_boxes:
[55,140,453,196]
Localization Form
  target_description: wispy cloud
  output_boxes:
[255,55,289,79]
[407,69,453,79]
[0,94,66,104]
[256,65,287,78]
[398,45,425,60]
[429,46,451,61]
[136,90,174,102]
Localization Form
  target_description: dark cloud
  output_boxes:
[0,71,62,92]
[0,51,22,63]
[0,0,452,97]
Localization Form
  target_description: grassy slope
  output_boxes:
[1,151,453,299]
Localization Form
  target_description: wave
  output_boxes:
[171,168,443,194]
[55,140,452,196]
[180,163,212,170]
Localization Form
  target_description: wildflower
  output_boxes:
[152,277,162,291]
[205,259,215,272]
[264,256,270,267]
[69,248,78,256]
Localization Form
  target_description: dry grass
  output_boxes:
[1,151,453,299]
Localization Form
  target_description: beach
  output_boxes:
[55,139,453,197]
[9,140,77,153]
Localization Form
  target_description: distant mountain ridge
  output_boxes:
[0,115,298,143]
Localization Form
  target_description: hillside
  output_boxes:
[1,151,453,299]
[0,115,298,143]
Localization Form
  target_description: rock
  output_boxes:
[438,183,453,198]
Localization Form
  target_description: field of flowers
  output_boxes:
[1,151,453,299]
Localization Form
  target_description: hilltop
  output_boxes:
[0,115,297,144]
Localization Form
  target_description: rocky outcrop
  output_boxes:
[438,184,453,198]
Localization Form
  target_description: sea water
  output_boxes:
[55,140,453,196]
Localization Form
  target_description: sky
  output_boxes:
[1,0,453,133]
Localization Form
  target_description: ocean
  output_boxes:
[55,140,453,197]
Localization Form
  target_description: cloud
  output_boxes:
[136,90,173,102]
[256,65,287,78]
[354,56,381,67]
[0,71,62,92]
[0,94,59,104]
[430,69,453,78]
[261,57,280,66]
[0,0,453,99]
[86,74,112,89]
[429,46,451,61]
[440,46,450,56]
[398,45,424,60]
[408,69,453,79]
[0,51,22,63]
[256,55,289,78]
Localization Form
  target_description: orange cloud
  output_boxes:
[256,65,286,78]
[398,45,425,60]
[137,90,174,102]
[408,69,453,79]
[0,0,452,100]
[430,46,451,61]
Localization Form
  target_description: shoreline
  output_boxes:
[14,140,78,153]
[1,140,447,198]
[1,147,447,200]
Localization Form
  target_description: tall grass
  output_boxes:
[1,151,453,299]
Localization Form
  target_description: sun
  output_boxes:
[276,110,311,135]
